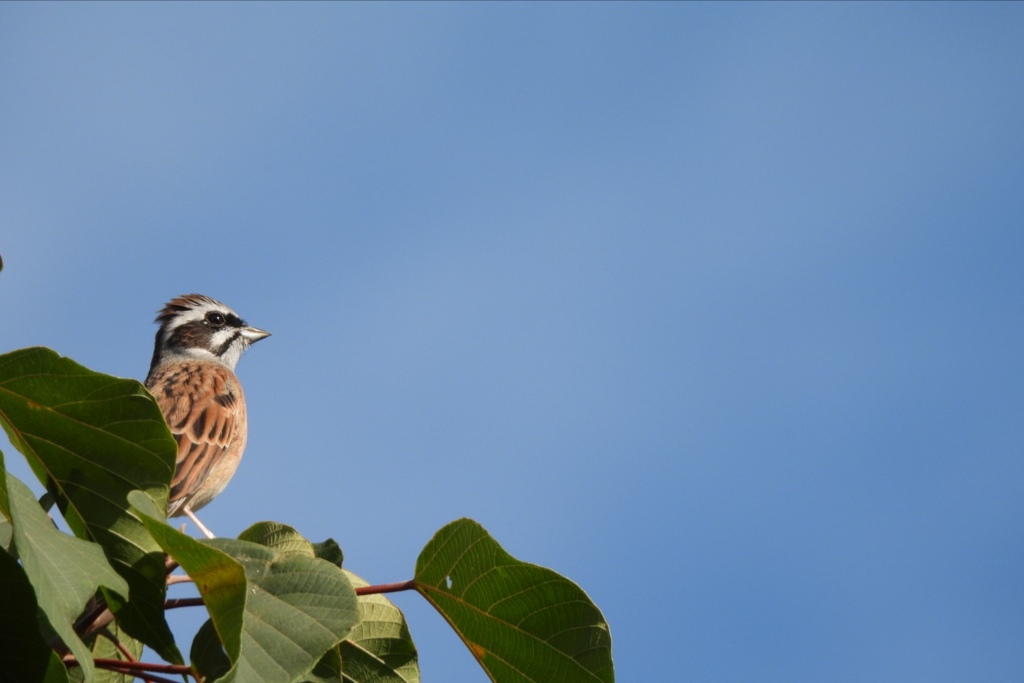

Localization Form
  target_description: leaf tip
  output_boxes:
[127,489,165,521]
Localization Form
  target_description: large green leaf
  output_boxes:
[415,519,614,683]
[238,523,344,683]
[133,495,360,683]
[239,522,419,683]
[202,540,360,683]
[0,347,180,661]
[0,457,127,683]
[0,503,71,683]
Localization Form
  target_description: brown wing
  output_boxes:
[146,360,247,516]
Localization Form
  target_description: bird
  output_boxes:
[144,293,269,538]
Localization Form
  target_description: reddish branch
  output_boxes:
[355,580,417,595]
[165,579,416,610]
[63,656,191,683]
[92,658,191,674]
[97,628,164,683]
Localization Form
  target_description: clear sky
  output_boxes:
[2,3,1023,681]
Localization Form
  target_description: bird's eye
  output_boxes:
[206,312,226,326]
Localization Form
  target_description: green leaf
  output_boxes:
[209,539,360,682]
[191,619,232,681]
[85,621,144,683]
[0,543,71,683]
[0,347,180,662]
[132,497,360,683]
[1,463,127,683]
[238,520,316,557]
[415,519,614,683]
[238,523,371,683]
[237,523,417,682]
[341,571,419,683]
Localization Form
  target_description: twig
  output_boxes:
[167,573,193,586]
[93,657,192,676]
[165,579,416,609]
[356,580,417,595]
[72,597,116,644]
[94,664,184,683]
[98,627,138,661]
[64,656,191,683]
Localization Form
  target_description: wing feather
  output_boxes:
[146,361,246,516]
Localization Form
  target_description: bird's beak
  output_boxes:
[241,326,271,343]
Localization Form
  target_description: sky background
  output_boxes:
[2,3,1023,681]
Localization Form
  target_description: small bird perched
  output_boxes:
[145,294,269,538]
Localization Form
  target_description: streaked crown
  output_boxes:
[149,294,270,373]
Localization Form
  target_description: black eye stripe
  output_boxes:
[203,310,244,328]
[165,322,209,349]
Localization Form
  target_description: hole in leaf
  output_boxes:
[445,575,453,589]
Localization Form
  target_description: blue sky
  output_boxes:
[2,3,1023,681]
